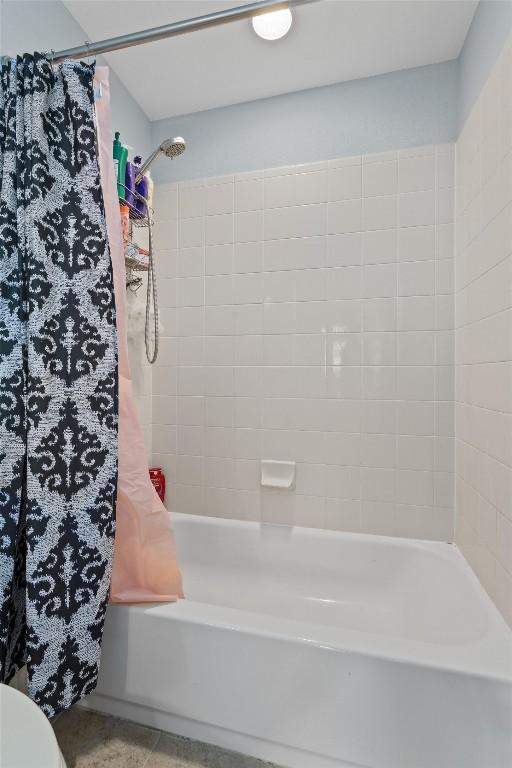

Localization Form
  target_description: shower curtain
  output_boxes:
[0,54,118,716]
[94,66,183,604]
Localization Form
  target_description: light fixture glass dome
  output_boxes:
[251,8,293,40]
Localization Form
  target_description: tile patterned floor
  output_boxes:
[53,708,279,768]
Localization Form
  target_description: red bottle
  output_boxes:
[149,467,166,503]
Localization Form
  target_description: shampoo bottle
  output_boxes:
[134,155,148,215]
[113,131,128,199]
[124,159,136,207]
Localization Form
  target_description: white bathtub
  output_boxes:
[87,513,512,768]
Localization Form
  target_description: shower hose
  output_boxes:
[145,215,159,364]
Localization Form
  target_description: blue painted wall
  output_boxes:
[151,60,458,183]
[4,0,512,185]
[458,0,512,130]
[0,0,152,157]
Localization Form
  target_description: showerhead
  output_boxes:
[136,136,186,182]
[160,136,186,159]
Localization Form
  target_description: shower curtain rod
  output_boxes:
[44,0,320,65]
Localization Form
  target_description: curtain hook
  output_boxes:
[84,40,93,65]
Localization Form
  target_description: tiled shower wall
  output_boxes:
[151,143,455,540]
[455,35,512,626]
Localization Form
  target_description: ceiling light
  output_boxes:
[251,8,293,41]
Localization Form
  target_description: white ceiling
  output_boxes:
[64,0,477,121]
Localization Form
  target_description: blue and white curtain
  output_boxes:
[0,53,118,716]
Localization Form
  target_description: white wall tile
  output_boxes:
[265,236,324,271]
[206,213,234,246]
[153,142,454,543]
[397,435,434,470]
[205,305,234,335]
[176,276,203,307]
[179,396,205,426]
[177,247,203,278]
[205,397,233,427]
[362,366,395,400]
[153,183,178,221]
[204,336,234,367]
[236,210,263,243]
[436,259,454,294]
[180,185,205,219]
[206,244,233,275]
[363,298,396,332]
[397,331,435,365]
[398,260,435,296]
[362,434,396,468]
[236,177,263,212]
[325,299,361,333]
[362,468,395,503]
[398,296,435,331]
[326,266,362,301]
[326,233,361,267]
[206,182,234,216]
[177,336,202,366]
[295,269,325,302]
[398,225,435,262]
[399,153,435,193]
[396,469,433,505]
[362,228,397,265]
[325,466,361,500]
[205,275,233,306]
[399,190,435,227]
[327,199,361,234]
[327,333,361,366]
[362,195,397,231]
[236,242,263,273]
[234,273,263,305]
[295,170,328,206]
[363,401,396,434]
[174,305,202,335]
[264,173,295,208]
[158,250,177,280]
[328,164,361,202]
[363,264,397,298]
[397,402,434,436]
[326,366,362,399]
[362,160,398,197]
[266,203,325,240]
[397,366,434,401]
[363,332,395,366]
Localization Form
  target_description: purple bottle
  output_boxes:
[124,160,136,207]
[134,155,148,215]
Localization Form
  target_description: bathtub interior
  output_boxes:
[170,512,512,680]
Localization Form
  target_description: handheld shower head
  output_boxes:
[160,136,186,158]
[136,136,186,182]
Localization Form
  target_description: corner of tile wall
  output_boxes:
[150,142,456,545]
[454,33,512,627]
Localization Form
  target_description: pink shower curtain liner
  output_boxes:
[94,67,183,603]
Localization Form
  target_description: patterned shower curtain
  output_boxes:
[0,54,118,716]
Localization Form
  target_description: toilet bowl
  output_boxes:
[0,684,67,767]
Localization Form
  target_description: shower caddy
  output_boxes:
[120,184,159,364]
